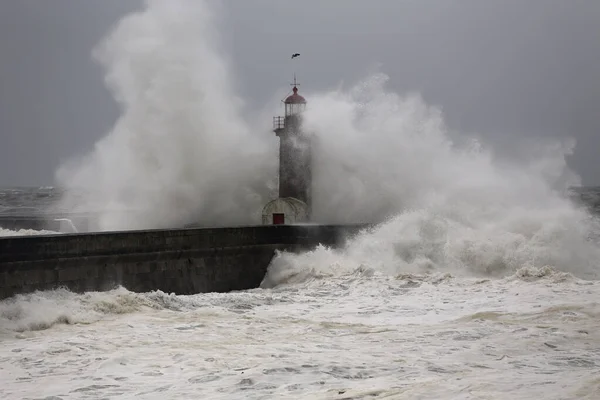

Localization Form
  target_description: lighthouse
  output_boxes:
[262,77,312,225]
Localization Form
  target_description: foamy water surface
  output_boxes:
[0,228,62,237]
[1,268,599,399]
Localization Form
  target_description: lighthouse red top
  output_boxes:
[284,86,306,104]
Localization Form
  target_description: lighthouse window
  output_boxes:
[286,103,306,116]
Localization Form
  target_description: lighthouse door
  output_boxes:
[272,213,285,225]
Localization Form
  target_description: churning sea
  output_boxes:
[1,186,600,399]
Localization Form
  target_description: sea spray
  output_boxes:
[55,0,277,231]
[263,74,600,285]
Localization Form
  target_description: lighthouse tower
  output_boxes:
[262,77,312,225]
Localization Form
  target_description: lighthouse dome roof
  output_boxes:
[284,86,306,104]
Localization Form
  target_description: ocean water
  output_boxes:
[1,267,599,399]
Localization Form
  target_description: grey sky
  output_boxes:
[1,0,599,186]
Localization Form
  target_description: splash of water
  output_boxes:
[55,0,277,231]
[0,287,148,334]
[263,75,600,285]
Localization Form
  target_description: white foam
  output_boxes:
[0,228,61,237]
[1,278,599,399]
[262,204,600,287]
[0,287,153,334]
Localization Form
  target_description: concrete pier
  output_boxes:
[0,224,368,300]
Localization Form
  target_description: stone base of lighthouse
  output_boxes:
[261,197,309,225]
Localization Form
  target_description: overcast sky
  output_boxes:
[0,0,599,186]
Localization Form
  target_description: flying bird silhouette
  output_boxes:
[291,53,300,59]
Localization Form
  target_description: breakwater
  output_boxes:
[0,224,368,300]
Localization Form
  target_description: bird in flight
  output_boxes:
[291,53,300,59]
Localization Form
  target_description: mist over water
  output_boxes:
[52,0,600,281]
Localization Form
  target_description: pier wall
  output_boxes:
[0,224,367,300]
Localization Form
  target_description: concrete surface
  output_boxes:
[0,224,368,300]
